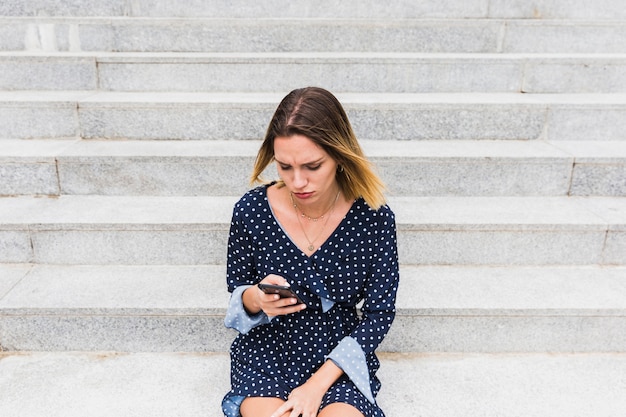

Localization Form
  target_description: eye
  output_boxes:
[306,164,321,171]
[278,164,291,171]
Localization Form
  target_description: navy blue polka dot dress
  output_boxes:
[222,184,399,417]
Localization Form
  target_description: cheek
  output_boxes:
[321,167,338,183]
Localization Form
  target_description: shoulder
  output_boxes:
[233,185,268,210]
[230,185,271,224]
[354,198,395,222]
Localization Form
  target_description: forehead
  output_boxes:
[273,134,329,163]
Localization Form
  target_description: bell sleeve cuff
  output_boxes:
[327,336,375,404]
[321,297,335,313]
[224,285,271,334]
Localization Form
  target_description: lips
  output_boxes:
[293,192,314,199]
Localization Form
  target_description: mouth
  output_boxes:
[293,192,314,200]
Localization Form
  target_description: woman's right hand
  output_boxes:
[244,274,306,317]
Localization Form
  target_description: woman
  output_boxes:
[222,87,399,417]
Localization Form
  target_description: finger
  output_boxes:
[273,301,307,315]
[269,402,292,417]
[276,297,302,307]
[266,304,306,317]
[257,290,279,306]
[265,274,288,285]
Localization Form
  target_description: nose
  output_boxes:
[292,169,307,189]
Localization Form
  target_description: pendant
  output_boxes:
[308,244,315,251]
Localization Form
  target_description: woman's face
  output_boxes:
[273,134,339,208]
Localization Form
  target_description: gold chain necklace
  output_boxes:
[290,191,340,252]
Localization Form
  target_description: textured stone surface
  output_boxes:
[1,195,623,266]
[503,21,626,53]
[0,140,74,195]
[1,0,625,368]
[0,264,228,311]
[523,57,626,93]
[58,156,257,196]
[388,265,626,351]
[570,164,626,196]
[2,17,625,53]
[2,92,625,141]
[0,161,59,195]
[0,264,30,299]
[2,264,625,352]
[551,141,626,195]
[1,351,626,417]
[77,102,272,140]
[30,229,227,265]
[9,138,624,197]
[0,315,235,351]
[384,315,626,353]
[0,0,128,16]
[3,52,626,94]
[0,0,488,18]
[0,231,32,263]
[0,91,90,139]
[97,55,523,93]
[397,229,607,265]
[548,105,626,141]
[53,139,573,196]
[0,104,77,139]
[9,139,626,198]
[85,19,503,53]
[0,55,97,90]
[4,0,624,19]
[489,0,626,19]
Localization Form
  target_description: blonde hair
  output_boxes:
[251,87,386,210]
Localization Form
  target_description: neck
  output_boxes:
[291,189,340,221]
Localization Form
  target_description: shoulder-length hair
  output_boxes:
[251,87,386,210]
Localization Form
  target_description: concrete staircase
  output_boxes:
[1,1,626,416]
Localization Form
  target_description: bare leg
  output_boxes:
[318,402,364,417]
[240,397,289,417]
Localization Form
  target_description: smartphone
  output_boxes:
[258,283,303,304]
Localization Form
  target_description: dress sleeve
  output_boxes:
[327,206,399,403]
[223,202,271,334]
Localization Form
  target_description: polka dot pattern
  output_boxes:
[222,185,399,417]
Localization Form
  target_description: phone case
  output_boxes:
[257,284,303,304]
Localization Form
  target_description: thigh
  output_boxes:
[319,402,364,417]
[240,397,288,417]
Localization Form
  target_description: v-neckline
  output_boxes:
[263,184,355,258]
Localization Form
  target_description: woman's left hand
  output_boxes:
[270,381,325,417]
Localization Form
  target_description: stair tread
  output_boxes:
[1,351,625,417]
[1,264,625,314]
[5,51,626,59]
[0,195,624,228]
[2,0,625,19]
[3,90,626,104]
[4,138,626,160]
[1,0,625,358]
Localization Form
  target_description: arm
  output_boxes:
[224,204,305,334]
[270,360,344,417]
[327,207,399,402]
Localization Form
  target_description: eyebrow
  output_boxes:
[274,157,325,166]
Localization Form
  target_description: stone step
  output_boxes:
[2,0,625,19]
[2,351,625,417]
[2,139,626,197]
[1,264,625,352]
[1,195,624,266]
[2,52,626,94]
[2,17,626,53]
[2,91,626,141]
